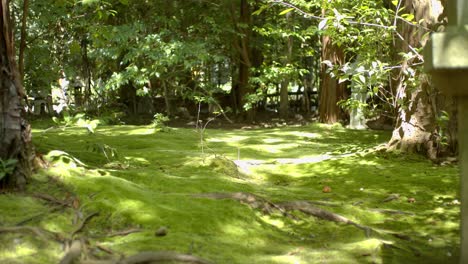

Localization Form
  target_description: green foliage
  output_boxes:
[0,159,18,181]
[86,142,119,162]
[151,113,170,132]
[436,110,450,146]
[52,112,100,133]
[96,111,125,125]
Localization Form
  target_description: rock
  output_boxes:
[155,226,168,236]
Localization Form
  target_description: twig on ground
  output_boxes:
[32,192,70,207]
[107,228,142,238]
[71,212,99,238]
[95,243,116,255]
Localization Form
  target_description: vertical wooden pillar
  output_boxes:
[425,1,468,262]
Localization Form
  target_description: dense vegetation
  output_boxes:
[14,0,453,160]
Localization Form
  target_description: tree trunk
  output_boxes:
[318,35,346,124]
[163,81,173,117]
[0,0,33,190]
[279,13,293,119]
[81,37,91,107]
[387,0,446,159]
[231,0,254,121]
[18,0,28,80]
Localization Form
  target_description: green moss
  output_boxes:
[0,122,459,263]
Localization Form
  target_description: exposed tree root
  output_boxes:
[194,192,296,219]
[71,212,99,238]
[195,192,374,236]
[278,201,373,236]
[0,226,62,242]
[32,192,72,207]
[107,228,142,238]
[118,251,213,264]
[81,251,213,264]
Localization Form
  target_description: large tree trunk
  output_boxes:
[387,0,446,159]
[318,35,347,124]
[0,0,33,190]
[18,0,28,80]
[229,0,254,121]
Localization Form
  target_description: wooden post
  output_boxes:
[460,98,468,262]
[425,1,468,262]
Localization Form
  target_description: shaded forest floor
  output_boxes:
[0,121,460,263]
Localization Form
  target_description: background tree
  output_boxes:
[0,0,33,190]
[386,0,447,159]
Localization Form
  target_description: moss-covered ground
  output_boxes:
[0,122,460,263]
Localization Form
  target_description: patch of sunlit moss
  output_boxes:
[20,122,459,263]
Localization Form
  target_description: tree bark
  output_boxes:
[279,13,293,119]
[387,0,446,159]
[318,35,346,124]
[18,0,28,80]
[229,0,254,120]
[237,0,253,121]
[0,0,33,190]
[81,37,91,107]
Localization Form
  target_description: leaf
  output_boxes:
[401,13,415,22]
[318,19,328,30]
[391,0,399,6]
[252,5,269,16]
[358,74,366,84]
[321,60,333,68]
[4,159,17,167]
[279,8,294,16]
[338,77,349,84]
[82,0,99,5]
[332,8,341,19]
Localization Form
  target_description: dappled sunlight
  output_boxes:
[0,241,38,259]
[20,124,460,263]
[281,131,322,139]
